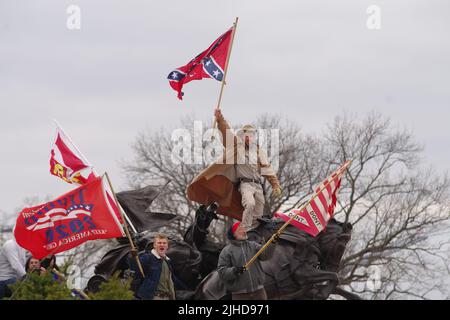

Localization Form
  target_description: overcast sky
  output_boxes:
[1,0,449,219]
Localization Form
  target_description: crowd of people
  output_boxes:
[127,223,275,300]
[0,222,275,300]
[1,108,280,300]
[0,238,59,299]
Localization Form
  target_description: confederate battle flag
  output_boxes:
[167,27,233,100]
[14,176,125,259]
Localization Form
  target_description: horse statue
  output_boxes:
[86,203,360,300]
[189,206,360,300]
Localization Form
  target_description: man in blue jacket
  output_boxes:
[130,233,185,300]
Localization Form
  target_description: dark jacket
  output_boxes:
[217,239,274,294]
[129,249,186,300]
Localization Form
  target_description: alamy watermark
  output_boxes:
[365,266,382,291]
[366,5,381,30]
[66,264,81,290]
[66,5,81,30]
[170,121,280,173]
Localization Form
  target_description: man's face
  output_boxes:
[153,238,169,257]
[234,225,248,240]
[29,258,40,271]
[243,132,256,147]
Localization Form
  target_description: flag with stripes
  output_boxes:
[275,161,350,237]
[49,123,123,225]
[14,176,125,259]
[49,125,95,185]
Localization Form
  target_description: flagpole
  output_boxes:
[211,17,239,139]
[53,120,138,234]
[243,160,352,270]
[53,119,93,167]
[104,172,146,278]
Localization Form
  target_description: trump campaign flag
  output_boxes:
[14,176,125,259]
[275,161,350,237]
[50,124,95,185]
[167,26,234,100]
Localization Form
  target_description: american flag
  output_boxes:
[275,161,350,237]
[26,204,93,232]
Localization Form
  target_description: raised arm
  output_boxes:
[214,108,235,148]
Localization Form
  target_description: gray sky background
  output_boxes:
[1,0,449,218]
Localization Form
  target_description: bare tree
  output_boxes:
[123,111,450,299]
[122,115,207,239]
[0,209,14,246]
[122,114,320,242]
[59,239,117,289]
[324,112,450,299]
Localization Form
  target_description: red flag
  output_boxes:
[275,161,350,237]
[49,123,123,224]
[167,27,233,100]
[14,176,125,259]
[49,125,95,185]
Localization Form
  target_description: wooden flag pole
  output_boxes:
[216,17,239,110]
[243,160,352,270]
[104,172,145,278]
[211,17,239,139]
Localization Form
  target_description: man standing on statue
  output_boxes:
[217,221,275,300]
[214,108,282,230]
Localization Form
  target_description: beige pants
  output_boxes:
[239,182,265,231]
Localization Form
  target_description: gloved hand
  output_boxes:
[233,266,246,275]
[272,187,282,199]
[214,108,223,120]
[272,233,280,244]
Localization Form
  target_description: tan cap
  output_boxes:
[237,124,257,136]
[242,124,256,132]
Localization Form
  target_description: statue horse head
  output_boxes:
[184,203,219,248]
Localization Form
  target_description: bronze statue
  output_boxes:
[86,202,360,300]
